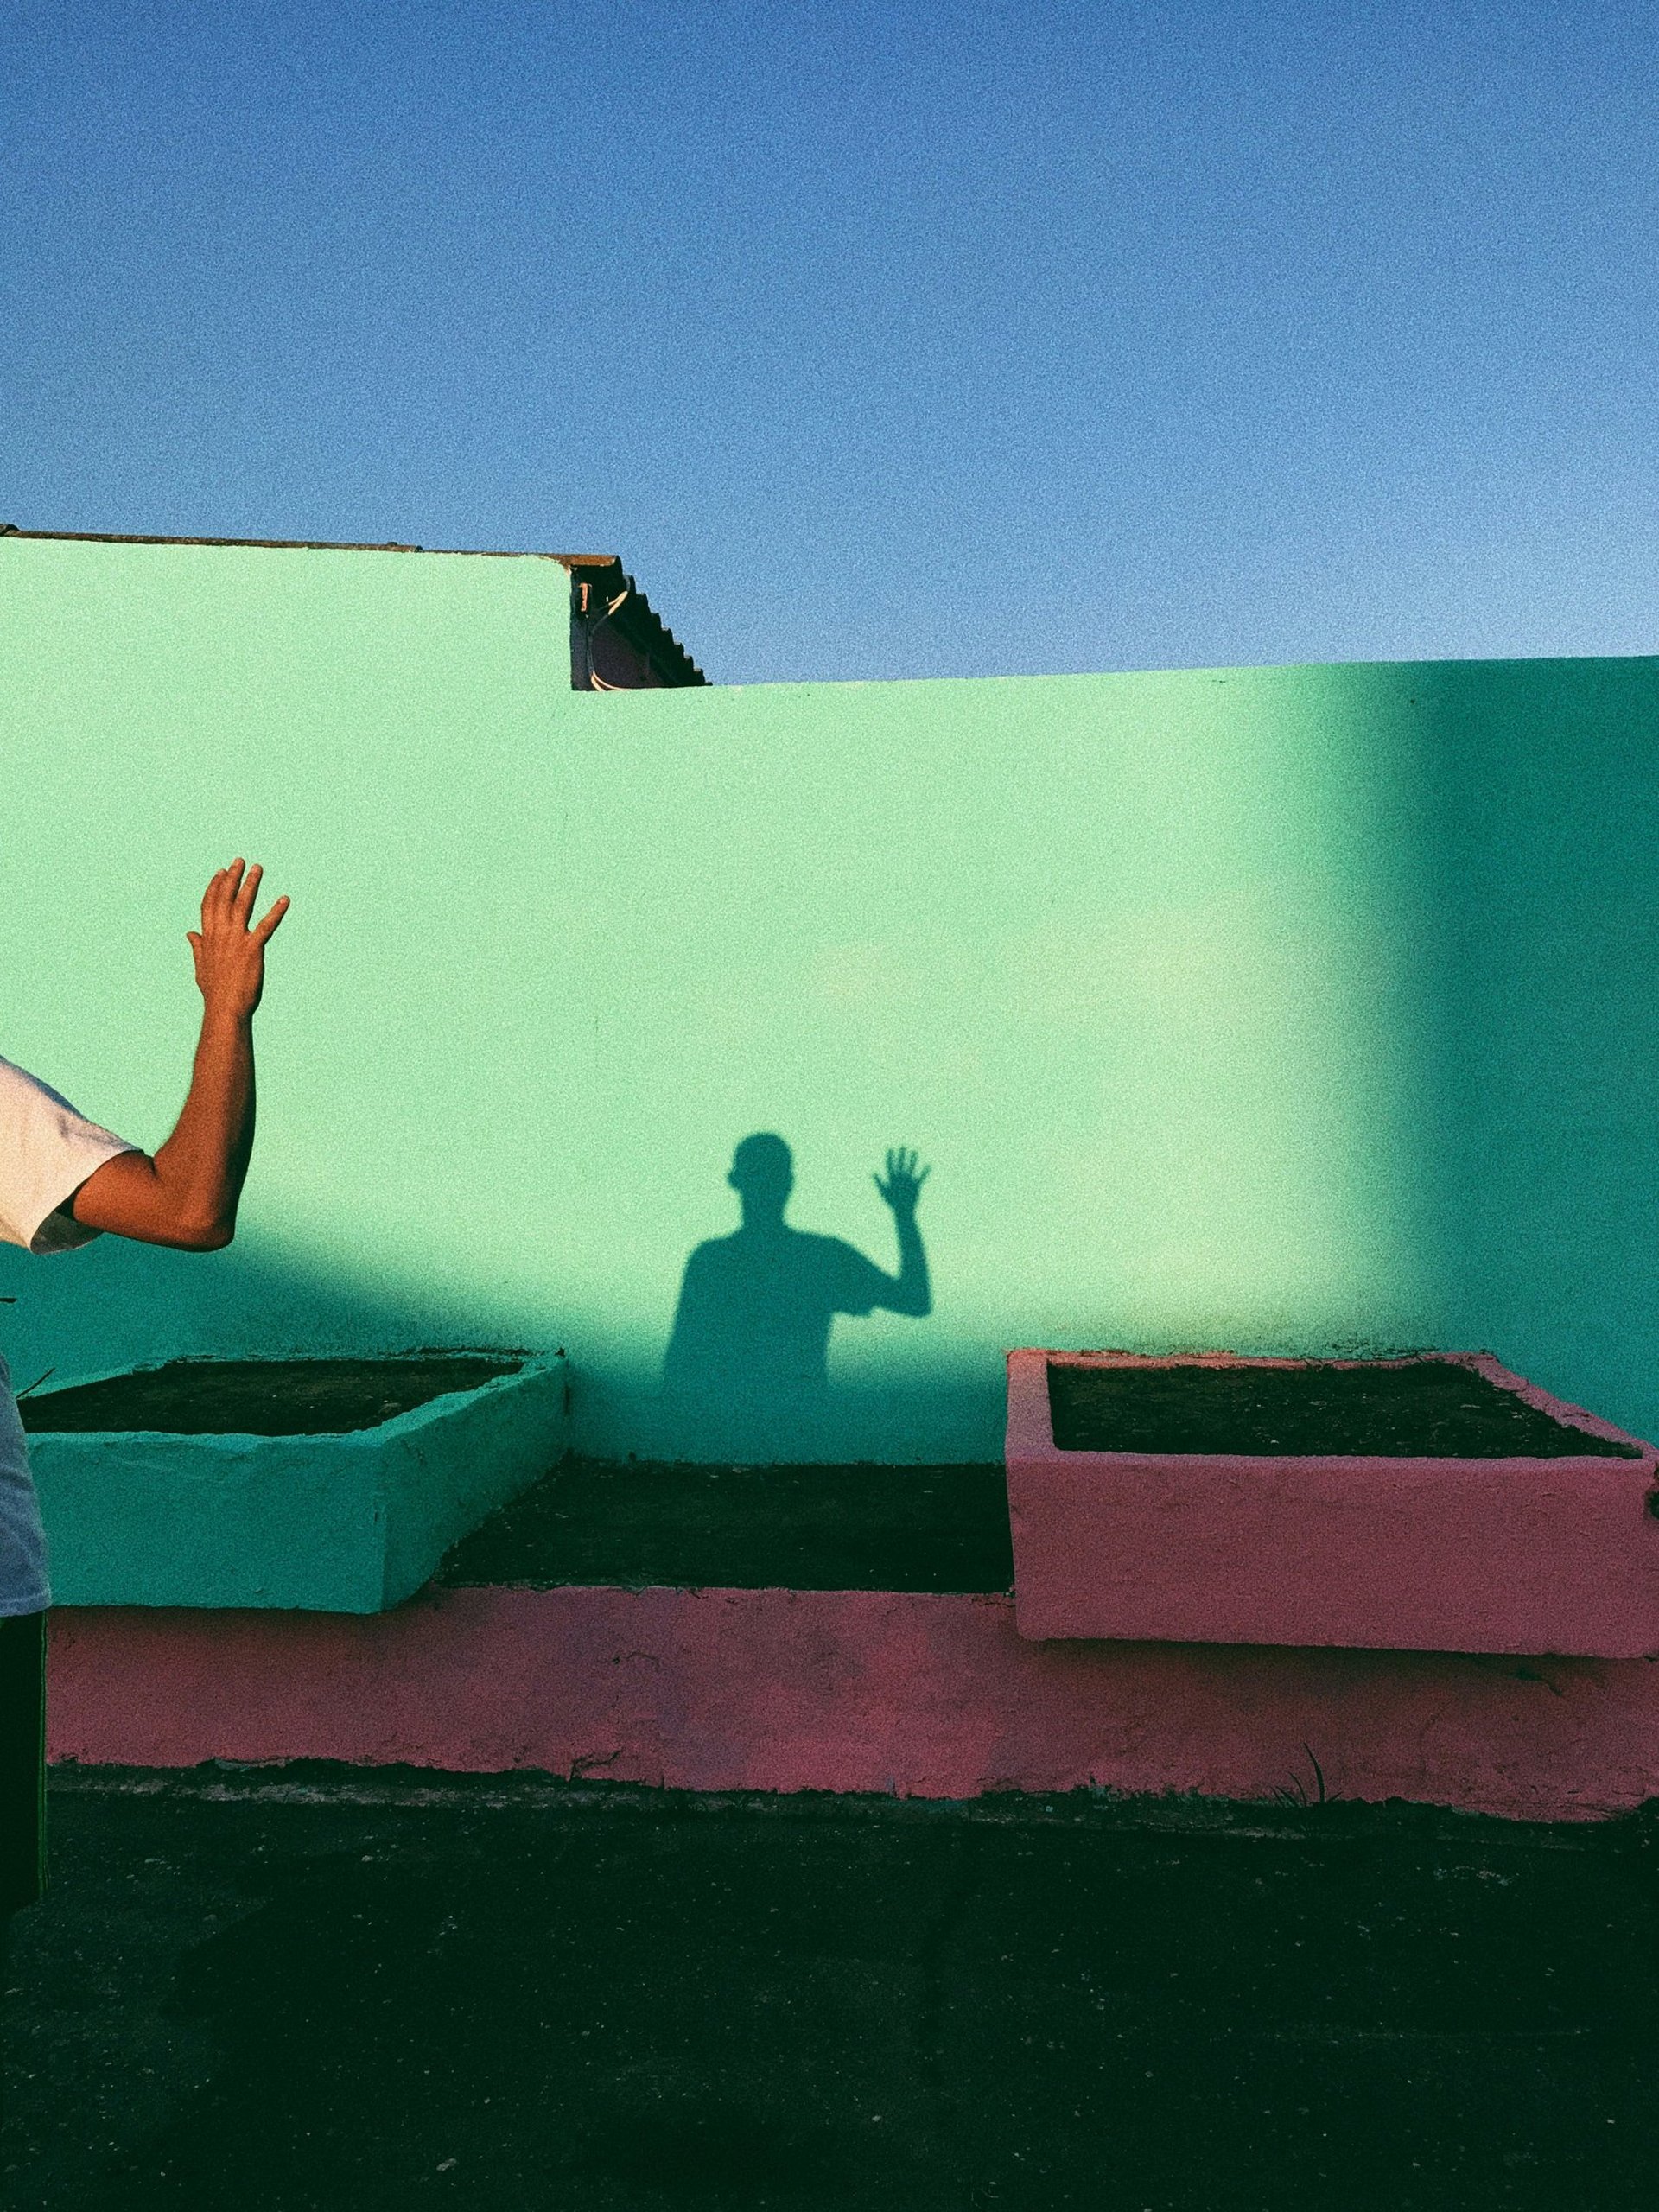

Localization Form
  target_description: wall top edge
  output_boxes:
[0,525,615,565]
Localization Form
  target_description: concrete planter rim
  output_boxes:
[1007,1347,1654,1468]
[22,1346,562,1446]
[1004,1347,1659,1656]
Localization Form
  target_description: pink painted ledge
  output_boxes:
[1007,1351,1659,1656]
[45,1585,1659,1822]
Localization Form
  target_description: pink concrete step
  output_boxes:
[45,1586,1659,1821]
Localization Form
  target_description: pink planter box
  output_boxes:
[1006,1351,1659,1656]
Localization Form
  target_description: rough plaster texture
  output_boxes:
[1007,1351,1659,1656]
[6,537,1659,1467]
[29,1356,567,1610]
[44,1586,1659,1820]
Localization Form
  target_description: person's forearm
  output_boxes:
[67,857,285,1251]
[893,1215,931,1316]
[150,1005,257,1243]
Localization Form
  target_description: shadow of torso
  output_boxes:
[661,1226,893,1458]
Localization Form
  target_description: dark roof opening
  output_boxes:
[559,554,705,690]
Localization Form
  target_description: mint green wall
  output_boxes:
[3,537,1657,1462]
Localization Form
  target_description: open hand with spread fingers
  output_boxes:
[67,858,292,1250]
[874,1147,931,1218]
[187,860,290,1021]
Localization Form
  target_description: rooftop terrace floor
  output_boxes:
[5,1769,1658,2209]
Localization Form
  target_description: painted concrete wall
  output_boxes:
[47,1590,1659,1821]
[4,537,1658,1468]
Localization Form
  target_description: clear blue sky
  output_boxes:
[4,2,1657,683]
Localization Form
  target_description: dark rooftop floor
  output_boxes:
[5,1768,1659,2209]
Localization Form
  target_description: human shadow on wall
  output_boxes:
[660,1135,932,1460]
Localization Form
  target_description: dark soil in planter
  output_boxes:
[17,1357,524,1438]
[1048,1356,1644,1459]
[439,1458,1014,1592]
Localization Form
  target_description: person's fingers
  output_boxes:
[251,893,290,945]
[207,863,240,927]
[232,862,263,925]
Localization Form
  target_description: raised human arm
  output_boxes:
[871,1147,931,1316]
[68,860,289,1251]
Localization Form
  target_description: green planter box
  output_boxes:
[25,1353,568,1612]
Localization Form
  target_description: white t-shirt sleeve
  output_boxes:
[0,1055,140,1255]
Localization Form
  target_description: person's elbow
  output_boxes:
[138,1210,236,1252]
[173,1216,236,1253]
[71,1155,238,1251]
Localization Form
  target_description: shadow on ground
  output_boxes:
[5,1769,1659,2209]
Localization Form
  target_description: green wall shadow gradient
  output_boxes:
[4,536,1654,1464]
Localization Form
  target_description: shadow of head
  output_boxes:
[728,1132,793,1226]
